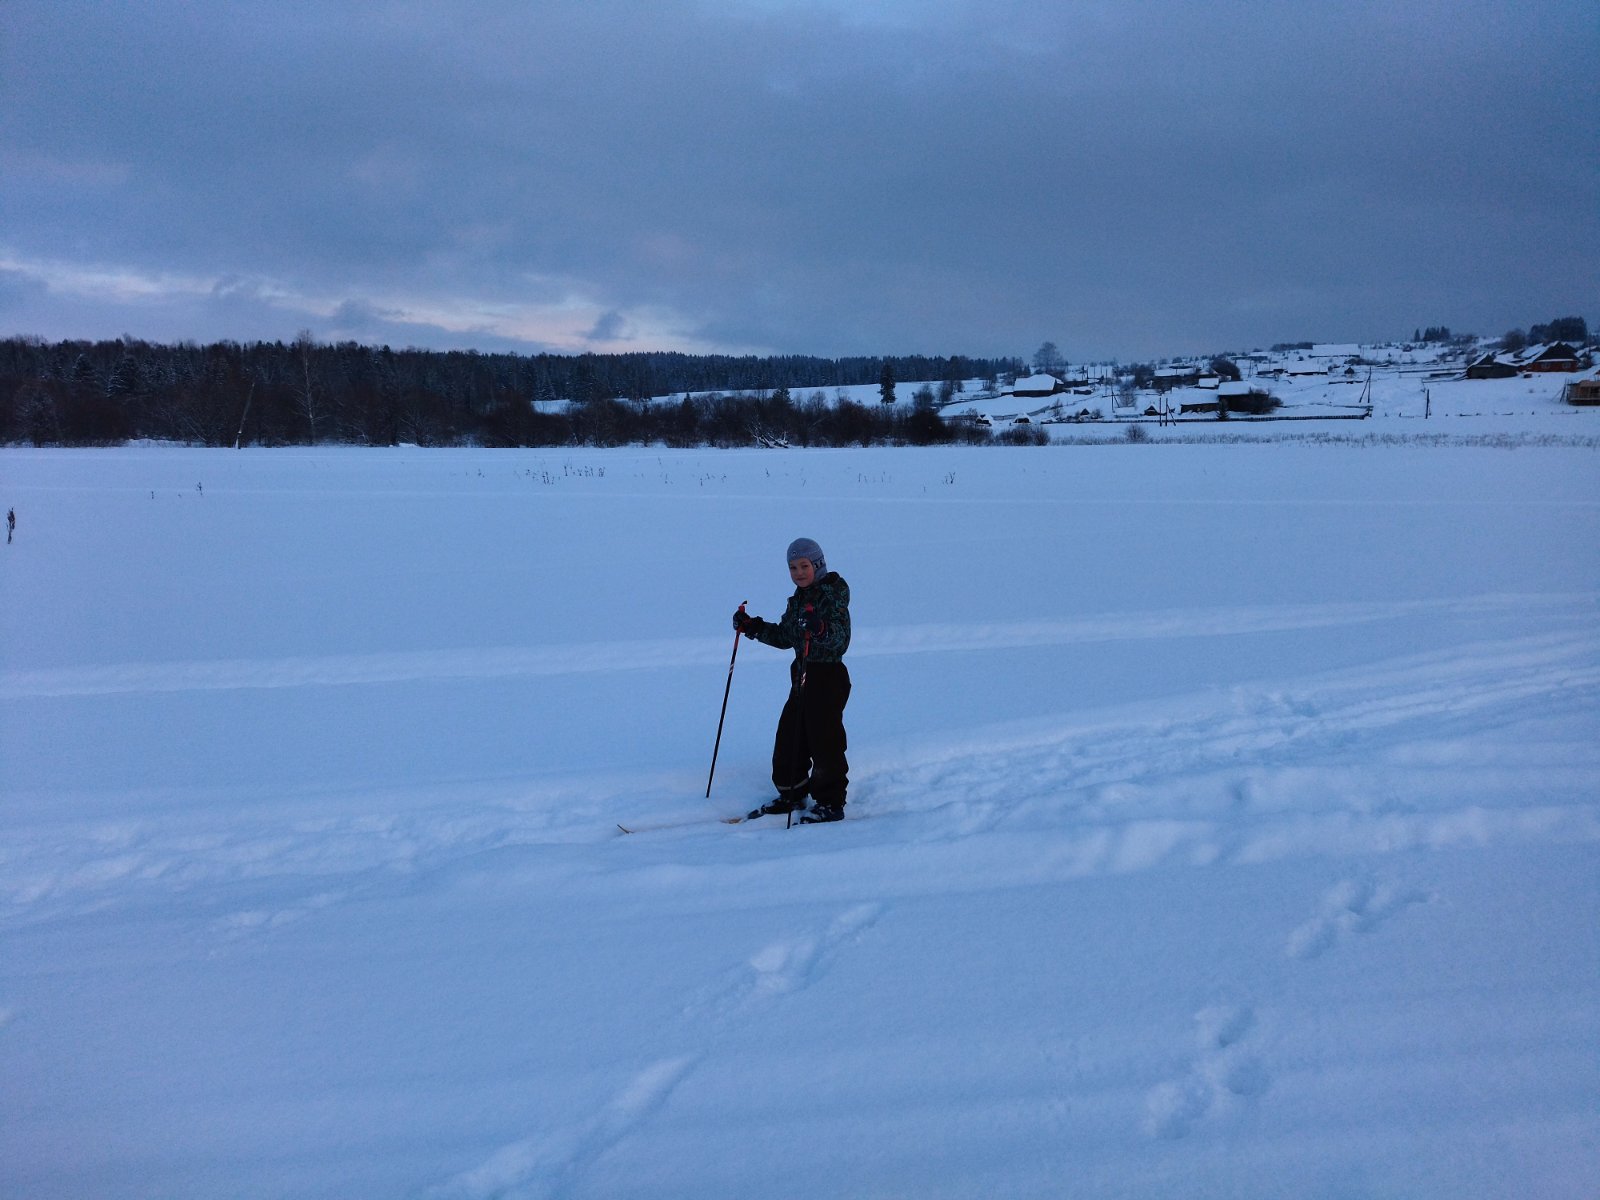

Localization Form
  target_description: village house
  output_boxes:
[1466,351,1519,379]
[1563,369,1600,406]
[1281,358,1328,377]
[1309,344,1363,361]
[1218,380,1277,414]
[1516,342,1585,372]
[1152,366,1201,391]
[1010,373,1063,398]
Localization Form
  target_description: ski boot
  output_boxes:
[746,792,807,821]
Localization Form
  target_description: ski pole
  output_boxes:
[781,608,815,828]
[706,602,747,799]
[799,605,813,689]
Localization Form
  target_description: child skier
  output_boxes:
[733,537,851,823]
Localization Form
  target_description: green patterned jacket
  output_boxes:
[749,573,851,663]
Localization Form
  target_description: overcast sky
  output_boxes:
[3,0,1595,362]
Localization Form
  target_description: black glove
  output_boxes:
[797,606,824,636]
[734,609,762,636]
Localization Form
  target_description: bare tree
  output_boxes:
[295,329,317,443]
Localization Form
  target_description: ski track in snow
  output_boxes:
[2,590,1592,699]
[4,628,1597,934]
[871,627,1600,857]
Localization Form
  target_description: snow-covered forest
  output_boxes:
[3,325,1593,449]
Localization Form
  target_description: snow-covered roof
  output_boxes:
[1011,373,1061,393]
[1469,351,1519,368]
[1520,341,1580,362]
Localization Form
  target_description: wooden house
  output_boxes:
[1517,342,1583,372]
[1563,371,1600,406]
[1153,366,1201,391]
[1010,373,1063,398]
[1219,381,1277,414]
[1466,352,1518,379]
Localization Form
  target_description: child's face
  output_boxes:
[788,558,816,588]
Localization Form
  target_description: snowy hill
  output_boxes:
[3,440,1598,1198]
[649,340,1596,440]
[942,344,1596,434]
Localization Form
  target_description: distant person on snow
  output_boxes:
[6,508,13,544]
[733,537,851,823]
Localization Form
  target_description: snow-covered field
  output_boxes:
[3,435,1598,1198]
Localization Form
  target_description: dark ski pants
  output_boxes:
[772,660,850,809]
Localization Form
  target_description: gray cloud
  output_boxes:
[584,310,630,343]
[2,0,1594,360]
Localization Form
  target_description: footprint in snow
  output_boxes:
[1144,1003,1270,1140]
[1285,876,1430,961]
[748,902,883,996]
[690,902,884,1017]
[429,1055,698,1200]
[431,906,884,1196]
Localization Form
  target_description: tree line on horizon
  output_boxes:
[0,335,1026,448]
